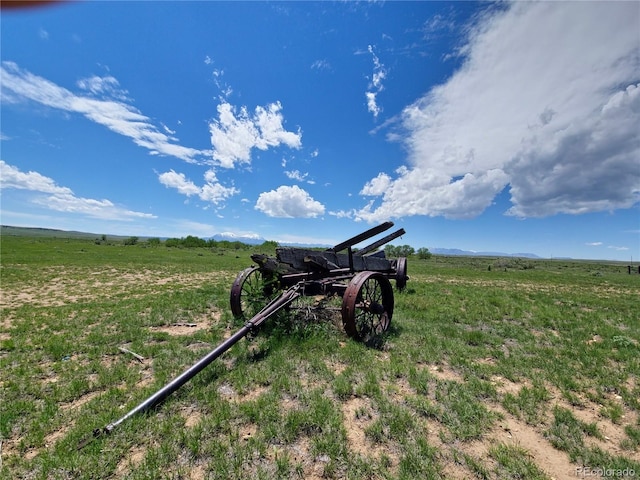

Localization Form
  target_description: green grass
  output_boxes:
[1,234,639,479]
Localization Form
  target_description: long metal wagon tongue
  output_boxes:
[76,285,303,450]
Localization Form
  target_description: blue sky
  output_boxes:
[1,1,638,261]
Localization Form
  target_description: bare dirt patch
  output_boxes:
[149,323,208,336]
[181,406,203,428]
[217,383,270,403]
[60,390,101,411]
[426,362,466,383]
[491,375,532,396]
[115,444,148,477]
[340,395,400,471]
[325,359,347,376]
[414,274,640,299]
[384,377,415,402]
[239,423,258,442]
[0,311,16,330]
[148,307,221,336]
[185,462,207,480]
[266,436,333,480]
[497,411,576,480]
[0,267,231,309]
[242,385,269,403]
[341,396,373,458]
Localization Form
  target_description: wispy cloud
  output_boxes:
[255,185,324,218]
[421,13,456,40]
[209,64,233,99]
[608,245,629,251]
[0,62,204,163]
[311,59,332,71]
[355,2,640,222]
[585,242,603,247]
[209,101,302,168]
[365,45,387,119]
[76,75,130,101]
[0,160,155,220]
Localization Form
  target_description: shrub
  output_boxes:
[385,244,415,257]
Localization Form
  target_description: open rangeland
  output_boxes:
[1,234,638,479]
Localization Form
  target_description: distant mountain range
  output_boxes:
[211,232,330,249]
[211,232,264,244]
[430,248,541,259]
[211,233,542,258]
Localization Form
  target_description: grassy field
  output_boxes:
[1,234,639,479]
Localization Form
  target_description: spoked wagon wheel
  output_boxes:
[395,257,408,291]
[341,271,394,342]
[230,267,278,319]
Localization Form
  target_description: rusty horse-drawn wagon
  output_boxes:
[230,221,408,341]
[84,222,407,444]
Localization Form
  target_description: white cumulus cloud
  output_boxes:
[157,170,201,197]
[158,169,239,205]
[209,101,302,168]
[357,1,640,222]
[360,172,393,196]
[255,185,325,218]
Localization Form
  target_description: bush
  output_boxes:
[385,244,415,258]
[182,235,207,248]
[165,238,181,248]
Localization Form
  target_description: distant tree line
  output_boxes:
[160,236,280,251]
[115,235,433,259]
[164,235,251,250]
[384,244,432,259]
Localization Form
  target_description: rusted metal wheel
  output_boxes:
[395,257,408,291]
[229,267,278,319]
[341,271,394,341]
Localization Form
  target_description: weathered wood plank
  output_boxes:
[356,228,406,256]
[329,221,393,252]
[276,247,392,272]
